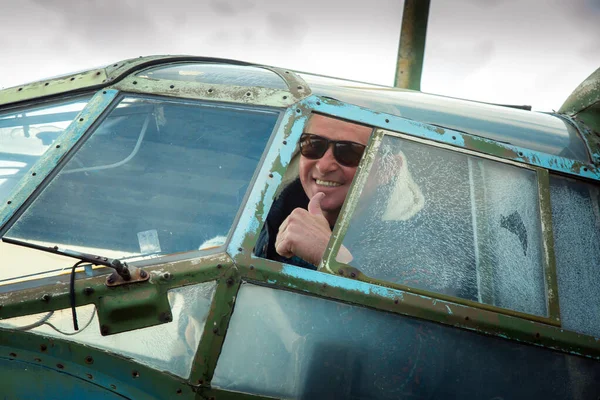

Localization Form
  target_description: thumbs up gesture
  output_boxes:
[275,192,333,266]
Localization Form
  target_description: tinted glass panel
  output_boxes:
[301,73,588,162]
[213,284,600,399]
[138,63,288,90]
[339,135,546,316]
[550,175,600,337]
[0,282,216,378]
[5,96,278,266]
[0,97,89,205]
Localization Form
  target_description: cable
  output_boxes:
[10,311,54,331]
[43,308,96,336]
[70,260,86,331]
[62,113,150,175]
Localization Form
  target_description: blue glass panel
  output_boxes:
[138,63,288,90]
[0,97,89,206]
[550,175,600,337]
[5,96,279,261]
[213,284,600,399]
[340,135,546,316]
[300,73,589,162]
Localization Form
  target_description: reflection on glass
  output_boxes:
[550,175,600,337]
[213,284,599,399]
[0,282,216,378]
[137,63,288,90]
[339,135,546,316]
[0,97,90,205]
[305,80,587,162]
[5,97,278,270]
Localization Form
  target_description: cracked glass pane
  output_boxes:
[339,135,546,316]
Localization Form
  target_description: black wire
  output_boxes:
[70,260,86,331]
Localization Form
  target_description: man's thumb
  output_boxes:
[308,192,326,216]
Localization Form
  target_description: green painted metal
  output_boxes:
[394,0,431,90]
[0,328,193,399]
[112,76,300,108]
[189,266,240,386]
[559,67,600,116]
[537,169,561,323]
[196,388,278,400]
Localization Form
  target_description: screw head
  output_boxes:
[139,270,148,279]
[83,287,94,295]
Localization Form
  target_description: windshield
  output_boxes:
[2,95,280,284]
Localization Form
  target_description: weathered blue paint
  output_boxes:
[306,96,600,180]
[0,89,119,233]
[227,107,308,256]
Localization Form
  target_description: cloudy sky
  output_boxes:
[0,0,599,111]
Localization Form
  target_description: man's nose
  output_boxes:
[315,147,339,174]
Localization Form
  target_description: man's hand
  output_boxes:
[275,192,332,266]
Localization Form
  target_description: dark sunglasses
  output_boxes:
[299,133,366,167]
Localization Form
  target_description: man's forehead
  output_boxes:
[306,114,372,144]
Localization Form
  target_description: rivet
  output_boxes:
[83,287,94,295]
[176,389,183,395]
[238,247,243,252]
[102,91,107,94]
[212,327,218,334]
[322,283,327,289]
[296,109,301,113]
[452,136,456,140]
[249,265,254,270]
[162,272,171,280]
[283,96,288,100]
[394,299,399,304]
[285,71,290,74]
[107,276,115,284]
[246,92,251,96]
[44,82,49,86]
[56,363,64,369]
[7,201,11,205]
[464,316,470,321]
[85,356,94,364]
[70,77,75,81]
[132,81,137,85]
[79,118,84,122]
[132,370,140,378]
[316,101,321,106]
[18,88,22,91]
[86,374,93,379]
[350,272,356,278]
[269,173,274,178]
[31,172,36,176]
[110,384,116,390]
[140,270,148,279]
[584,167,588,172]
[518,152,524,157]
[385,119,389,123]
[170,85,175,89]
[41,294,51,302]
[338,270,344,276]
[40,344,47,352]
[208,88,214,93]
[113,64,118,67]
[297,86,303,90]
[34,358,42,362]
[96,71,101,76]
[9,352,16,358]
[226,277,234,286]
[283,140,287,145]
[55,144,61,148]
[217,264,222,269]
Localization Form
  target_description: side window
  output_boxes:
[336,133,548,317]
[0,97,90,205]
[550,175,600,337]
[3,96,279,275]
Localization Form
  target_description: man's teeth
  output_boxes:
[316,179,342,187]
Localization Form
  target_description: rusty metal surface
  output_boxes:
[559,66,600,116]
[394,0,431,90]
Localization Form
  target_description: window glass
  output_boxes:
[302,74,588,162]
[3,97,279,280]
[0,97,90,206]
[213,284,600,399]
[138,63,288,90]
[339,134,547,316]
[0,282,216,378]
[550,175,600,337]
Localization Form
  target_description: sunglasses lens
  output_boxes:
[300,135,328,159]
[335,142,365,167]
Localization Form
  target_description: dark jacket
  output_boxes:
[254,179,317,270]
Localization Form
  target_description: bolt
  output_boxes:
[350,272,356,278]
[162,272,171,280]
[217,264,222,269]
[212,327,218,334]
[297,86,303,90]
[249,265,254,270]
[41,294,51,302]
[107,276,115,285]
[100,325,110,335]
[9,352,16,358]
[338,270,344,276]
[176,389,183,394]
[132,370,140,378]
[40,344,47,352]
[226,277,234,286]
[132,81,137,85]
[56,364,64,369]
[238,247,243,252]
[140,270,148,279]
[269,173,274,178]
[283,140,287,145]
[86,374,93,379]
[385,119,389,123]
[83,287,94,295]
[170,85,175,89]
[85,356,94,364]
[316,101,321,106]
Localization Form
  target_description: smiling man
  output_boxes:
[254,114,372,269]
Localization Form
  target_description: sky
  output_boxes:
[0,0,599,111]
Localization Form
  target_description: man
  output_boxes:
[255,113,372,269]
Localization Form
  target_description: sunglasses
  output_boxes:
[299,133,366,167]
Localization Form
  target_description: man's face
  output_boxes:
[299,114,372,223]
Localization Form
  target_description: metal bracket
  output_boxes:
[105,266,149,287]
